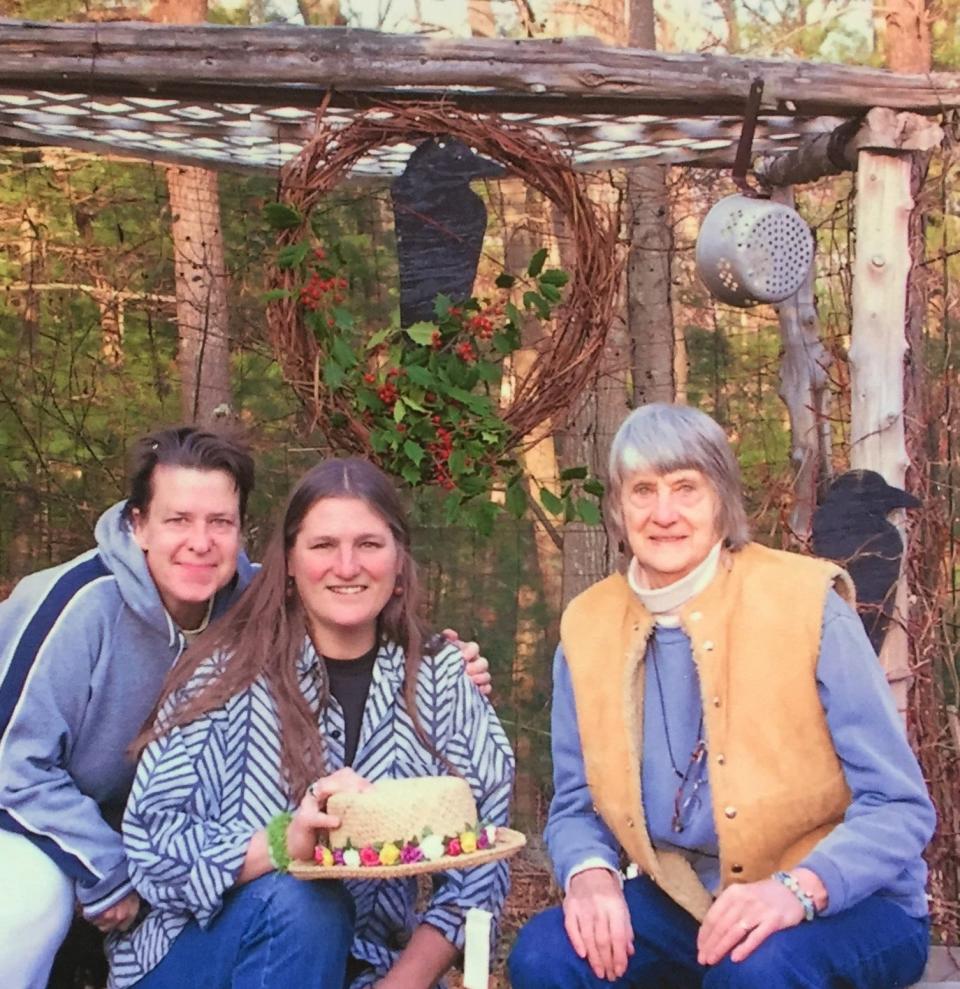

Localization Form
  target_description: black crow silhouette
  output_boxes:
[391,137,504,328]
[811,469,920,653]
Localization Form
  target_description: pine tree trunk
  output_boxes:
[167,164,232,425]
[626,0,676,406]
[151,0,233,426]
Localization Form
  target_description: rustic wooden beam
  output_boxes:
[1,19,958,117]
[755,108,944,187]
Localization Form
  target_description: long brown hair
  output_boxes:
[136,458,437,802]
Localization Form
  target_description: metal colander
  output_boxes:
[695,193,814,308]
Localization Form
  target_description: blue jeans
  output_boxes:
[507,876,929,989]
[133,873,355,989]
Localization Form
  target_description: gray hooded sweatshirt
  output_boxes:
[0,501,255,917]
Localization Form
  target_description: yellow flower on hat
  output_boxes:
[379,842,401,866]
[459,830,478,854]
[314,845,334,867]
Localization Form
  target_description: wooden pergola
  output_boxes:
[1,18,954,705]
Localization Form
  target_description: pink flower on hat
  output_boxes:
[401,844,424,864]
[447,837,462,857]
[314,845,334,866]
[360,846,381,867]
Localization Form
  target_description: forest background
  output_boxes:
[2,0,960,954]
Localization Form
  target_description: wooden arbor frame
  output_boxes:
[0,19,955,704]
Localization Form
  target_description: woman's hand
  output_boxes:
[442,628,492,696]
[90,890,141,933]
[696,871,824,965]
[563,868,634,981]
[285,767,372,861]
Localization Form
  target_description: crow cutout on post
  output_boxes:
[391,137,504,328]
[811,469,920,654]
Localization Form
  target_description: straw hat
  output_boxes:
[289,776,526,880]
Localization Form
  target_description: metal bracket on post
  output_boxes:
[732,77,766,198]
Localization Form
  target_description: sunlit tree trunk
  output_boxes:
[150,0,232,426]
[626,0,675,406]
[547,0,676,603]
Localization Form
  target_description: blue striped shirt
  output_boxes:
[108,638,515,988]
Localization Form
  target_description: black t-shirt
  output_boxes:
[325,643,378,767]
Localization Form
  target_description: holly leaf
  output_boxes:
[583,478,606,498]
[495,272,516,289]
[261,288,291,302]
[276,241,310,269]
[264,202,303,229]
[540,268,570,287]
[401,463,422,486]
[393,399,406,423]
[539,281,561,303]
[476,361,500,383]
[323,359,345,389]
[403,440,425,466]
[406,322,437,346]
[527,248,548,277]
[332,307,354,330]
[559,466,588,481]
[366,326,393,350]
[331,336,358,368]
[576,499,602,525]
[505,482,527,519]
[539,488,564,515]
[448,449,467,478]
[523,291,551,319]
[405,365,434,387]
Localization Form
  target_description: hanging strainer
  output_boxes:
[694,194,814,308]
[694,76,814,308]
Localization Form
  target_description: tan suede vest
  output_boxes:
[560,543,856,921]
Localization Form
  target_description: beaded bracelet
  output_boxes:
[772,870,816,922]
[266,811,294,873]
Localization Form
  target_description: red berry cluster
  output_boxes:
[375,367,402,407]
[467,313,495,340]
[455,341,477,362]
[300,272,348,311]
[428,420,456,490]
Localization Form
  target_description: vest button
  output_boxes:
[724,805,737,819]
[731,864,744,874]
[703,640,715,651]
[716,754,726,765]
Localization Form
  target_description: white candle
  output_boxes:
[463,907,492,989]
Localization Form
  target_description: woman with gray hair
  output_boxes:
[509,403,934,988]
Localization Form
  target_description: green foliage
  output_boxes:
[280,237,601,534]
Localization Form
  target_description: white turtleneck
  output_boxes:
[627,540,723,626]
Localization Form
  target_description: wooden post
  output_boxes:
[848,109,942,712]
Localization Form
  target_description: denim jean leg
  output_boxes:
[703,896,929,989]
[508,876,703,989]
[133,874,355,989]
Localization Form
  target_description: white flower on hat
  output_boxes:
[342,848,361,868]
[420,833,445,861]
[483,824,497,846]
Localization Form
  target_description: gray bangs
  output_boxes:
[607,403,751,550]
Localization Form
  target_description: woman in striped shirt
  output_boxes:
[109,458,515,989]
